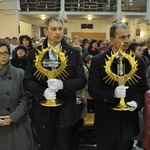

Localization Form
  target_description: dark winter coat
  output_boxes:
[88,48,148,141]
[143,47,150,62]
[23,38,86,128]
[11,44,28,70]
[11,57,27,70]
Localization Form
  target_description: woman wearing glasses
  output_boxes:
[0,41,34,150]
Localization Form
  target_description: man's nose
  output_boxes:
[56,29,60,34]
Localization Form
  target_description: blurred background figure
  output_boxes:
[4,37,16,58]
[19,35,35,54]
[36,37,46,47]
[12,37,19,47]
[84,55,93,70]
[143,37,150,62]
[81,41,90,62]
[11,44,28,70]
[129,41,149,78]
[72,36,82,46]
[63,35,72,45]
[88,39,99,56]
[99,45,109,54]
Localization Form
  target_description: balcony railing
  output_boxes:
[20,0,60,11]
[20,0,146,12]
[121,1,146,12]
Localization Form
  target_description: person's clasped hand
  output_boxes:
[47,79,63,90]
[114,86,129,98]
[0,116,13,126]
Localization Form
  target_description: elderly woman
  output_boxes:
[0,41,34,150]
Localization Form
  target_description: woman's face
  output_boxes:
[84,43,89,49]
[72,39,81,46]
[86,60,91,69]
[92,42,98,48]
[132,46,142,57]
[17,48,26,58]
[22,38,29,47]
[0,46,9,68]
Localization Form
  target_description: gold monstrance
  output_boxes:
[103,46,141,111]
[34,41,68,107]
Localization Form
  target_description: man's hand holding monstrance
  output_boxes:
[34,41,68,107]
[103,43,140,111]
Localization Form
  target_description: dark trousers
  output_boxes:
[37,109,72,150]
[71,119,84,150]
[96,130,134,150]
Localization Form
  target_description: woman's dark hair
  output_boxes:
[82,38,89,45]
[82,41,90,47]
[20,35,33,48]
[128,42,140,52]
[0,41,10,55]
[88,39,98,50]
[12,44,27,58]
[84,55,93,64]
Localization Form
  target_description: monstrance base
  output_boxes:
[40,99,63,107]
[112,104,135,111]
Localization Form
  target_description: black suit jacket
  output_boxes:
[88,48,148,140]
[23,38,86,128]
[143,48,150,62]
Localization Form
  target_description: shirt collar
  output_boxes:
[148,49,150,55]
[47,42,61,50]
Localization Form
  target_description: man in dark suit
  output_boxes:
[88,23,148,150]
[23,16,86,150]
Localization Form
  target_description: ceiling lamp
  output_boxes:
[121,18,126,23]
[40,16,46,20]
[86,15,93,20]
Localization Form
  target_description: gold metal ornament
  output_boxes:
[34,41,68,107]
[103,46,141,111]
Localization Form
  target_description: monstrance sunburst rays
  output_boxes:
[103,49,141,85]
[34,45,68,80]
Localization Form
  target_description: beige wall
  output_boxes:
[20,21,32,37]
[0,13,19,38]
[64,19,111,40]
[0,0,20,38]
[0,16,142,41]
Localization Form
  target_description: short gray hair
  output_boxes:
[44,16,63,29]
[110,23,128,38]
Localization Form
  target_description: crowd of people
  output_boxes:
[0,16,150,150]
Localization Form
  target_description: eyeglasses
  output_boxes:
[0,52,9,57]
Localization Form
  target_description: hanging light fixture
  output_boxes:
[121,18,126,23]
[40,16,46,20]
[86,15,93,20]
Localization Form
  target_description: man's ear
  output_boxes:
[43,28,48,37]
[110,37,114,44]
